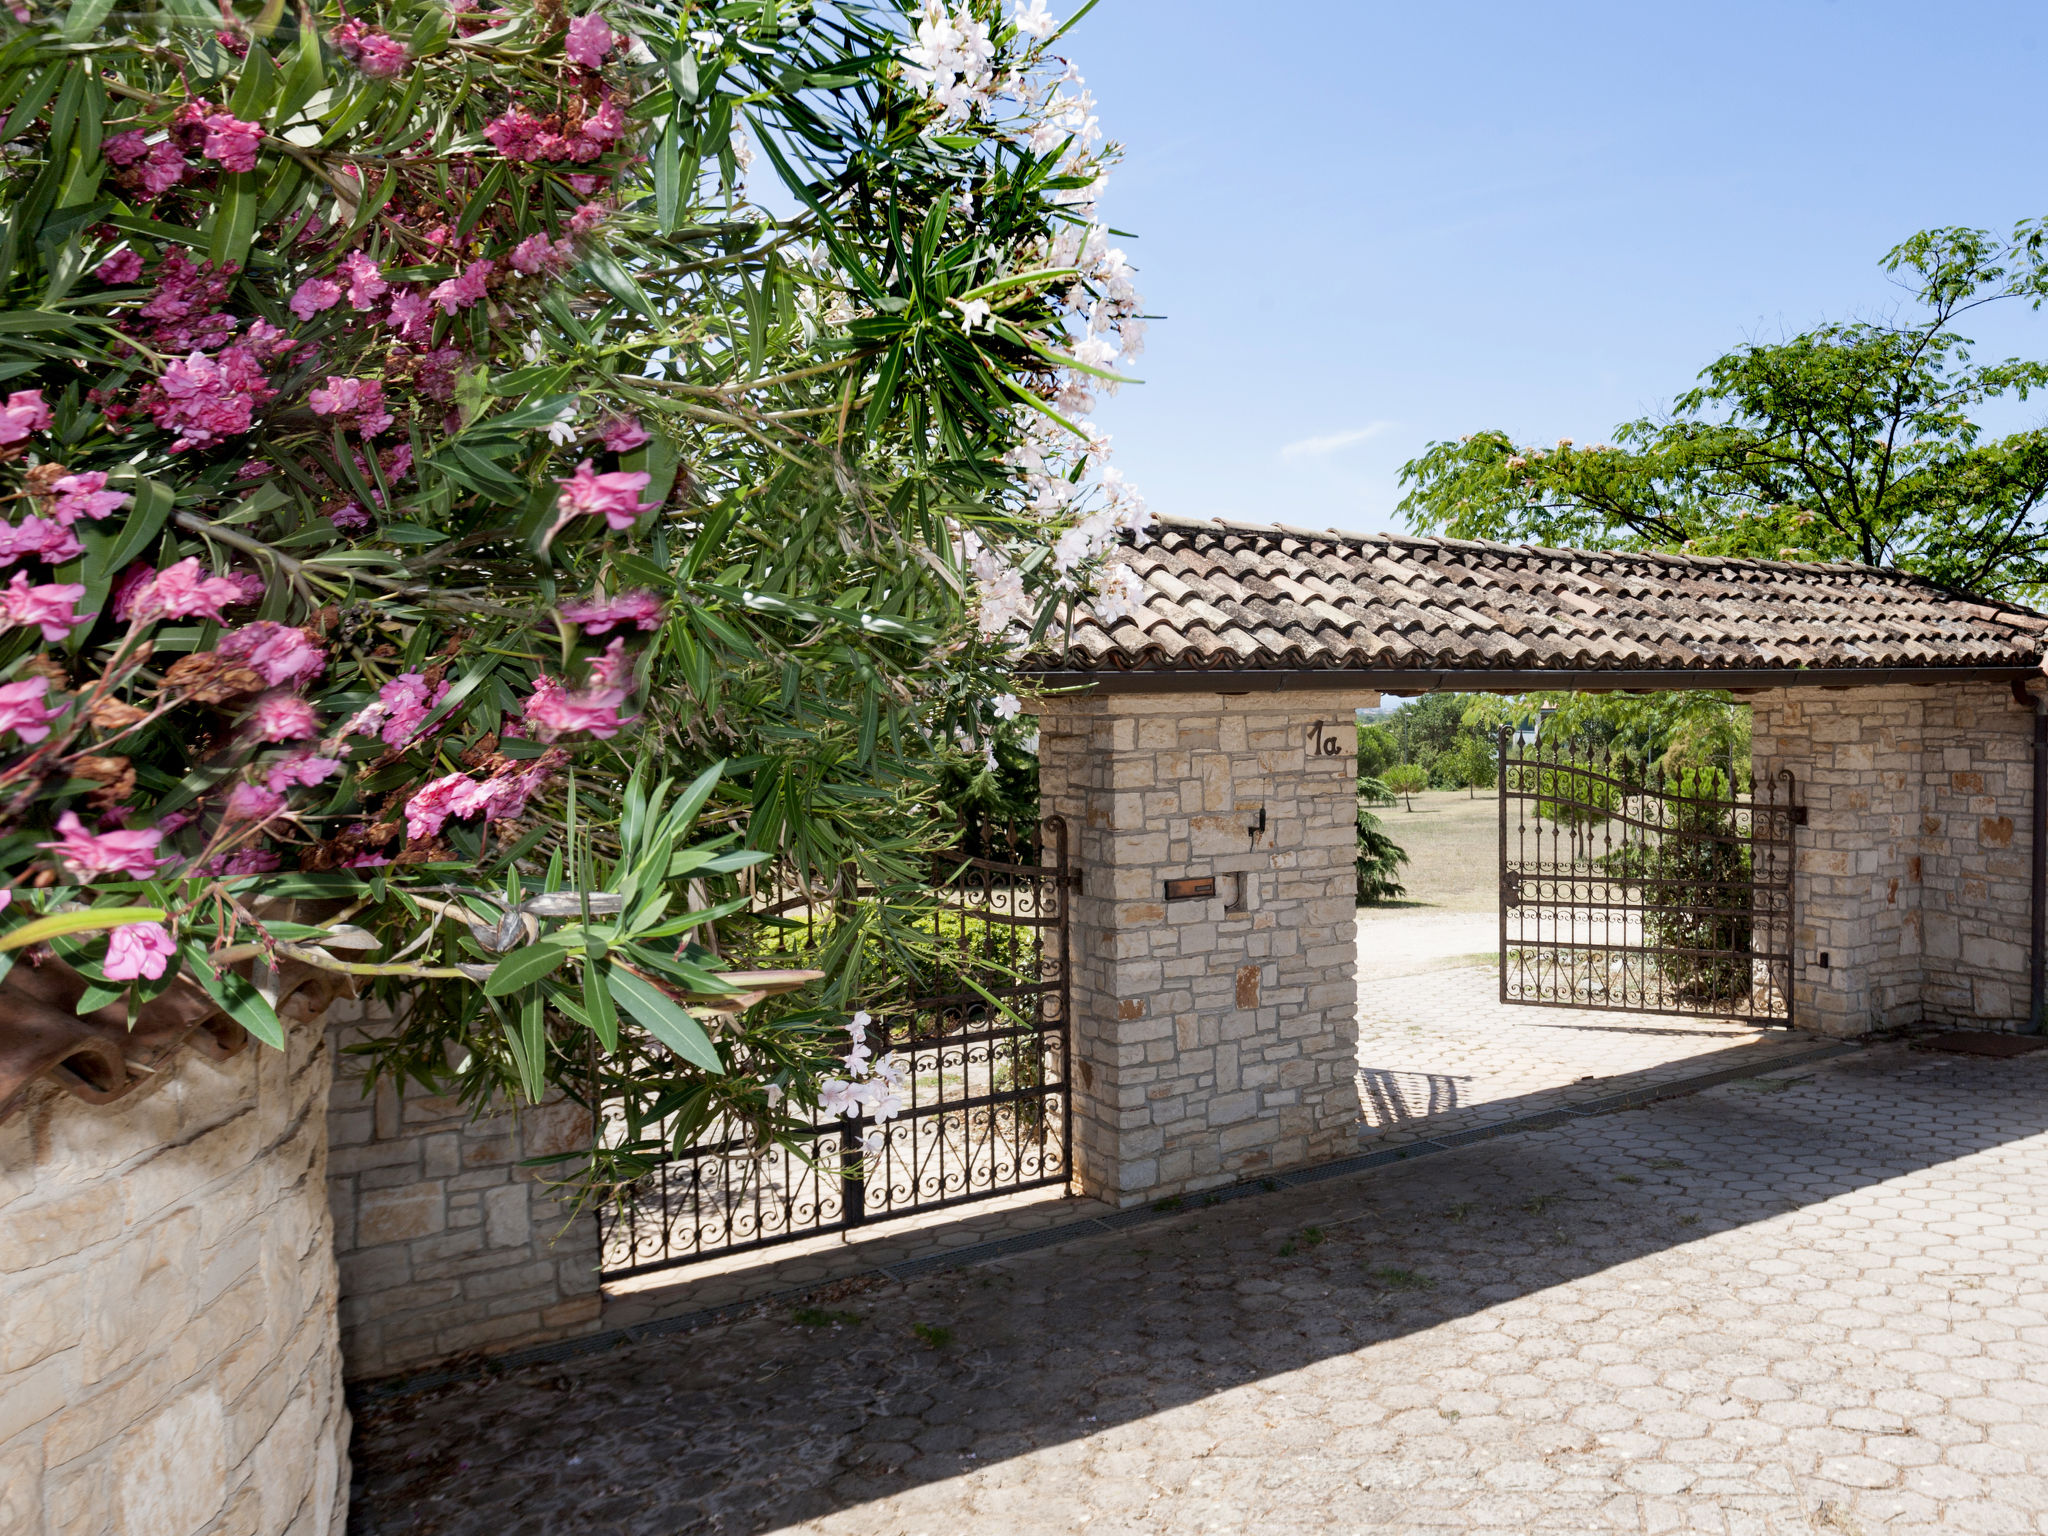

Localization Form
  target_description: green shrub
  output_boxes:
[1357,808,1410,904]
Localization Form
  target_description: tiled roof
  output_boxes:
[1024,518,2048,682]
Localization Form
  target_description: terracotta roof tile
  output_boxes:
[1024,517,2048,679]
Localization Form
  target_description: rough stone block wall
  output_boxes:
[1036,689,1366,1206]
[1918,688,2035,1028]
[0,1018,348,1536]
[326,999,602,1381]
[1751,682,2034,1037]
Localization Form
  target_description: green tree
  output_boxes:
[1462,693,1748,788]
[1398,226,2048,601]
[1355,807,1408,904]
[1392,694,1468,768]
[1356,720,1398,779]
[1382,762,1429,810]
[1443,733,1498,798]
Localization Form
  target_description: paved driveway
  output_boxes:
[348,1043,2048,1536]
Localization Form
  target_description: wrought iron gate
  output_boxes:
[1499,737,1798,1026]
[597,819,1074,1278]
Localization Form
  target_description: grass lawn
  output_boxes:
[1365,787,1498,914]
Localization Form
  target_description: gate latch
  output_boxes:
[1502,871,1522,909]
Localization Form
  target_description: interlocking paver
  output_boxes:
[348,1043,2048,1535]
[1353,963,1824,1145]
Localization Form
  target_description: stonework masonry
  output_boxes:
[326,999,602,1382]
[1751,681,2037,1037]
[0,1017,348,1536]
[1034,689,1369,1206]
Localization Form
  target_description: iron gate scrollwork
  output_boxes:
[1498,735,1798,1026]
[597,817,1074,1278]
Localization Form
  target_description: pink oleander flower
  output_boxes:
[223,571,267,606]
[48,472,130,526]
[217,622,326,688]
[385,288,433,341]
[509,233,577,276]
[266,752,342,794]
[523,673,632,741]
[307,375,394,437]
[0,676,56,743]
[289,277,341,320]
[330,502,371,532]
[39,810,165,880]
[200,112,262,172]
[246,690,319,742]
[351,671,449,749]
[587,636,632,691]
[110,563,154,621]
[0,516,82,569]
[568,201,609,238]
[103,921,175,982]
[148,347,272,451]
[339,251,389,309]
[553,460,657,533]
[126,558,248,624]
[0,572,90,642]
[136,140,187,198]
[404,755,559,841]
[559,589,663,635]
[96,248,144,284]
[0,389,50,445]
[599,415,649,452]
[565,11,614,67]
[224,782,286,823]
[428,259,493,314]
[103,130,150,166]
[334,19,410,77]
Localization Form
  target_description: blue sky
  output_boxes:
[1073,0,2048,538]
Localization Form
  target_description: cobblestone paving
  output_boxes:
[349,1042,2048,1535]
[1356,962,1824,1145]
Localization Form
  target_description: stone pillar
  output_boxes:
[1917,683,2035,1027]
[1034,688,1367,1206]
[0,1018,348,1536]
[325,1000,601,1382]
[1749,681,2035,1037]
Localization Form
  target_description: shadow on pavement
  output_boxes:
[346,1045,2048,1536]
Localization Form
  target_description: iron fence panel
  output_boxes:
[1498,736,1798,1027]
[598,818,1072,1278]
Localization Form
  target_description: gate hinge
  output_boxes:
[1060,868,1084,893]
[1789,806,1808,827]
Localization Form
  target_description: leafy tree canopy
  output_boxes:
[1399,223,2048,601]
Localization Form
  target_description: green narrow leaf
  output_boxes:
[0,905,165,950]
[606,963,722,1072]
[59,0,118,43]
[517,993,547,1101]
[482,939,572,997]
[181,942,285,1049]
[74,981,125,1015]
[582,958,618,1052]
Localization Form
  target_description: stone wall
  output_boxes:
[1750,681,2036,1037]
[326,999,601,1382]
[0,1020,348,1536]
[1035,689,1366,1206]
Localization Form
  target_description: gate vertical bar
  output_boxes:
[1498,728,1510,1007]
[1048,813,1074,1197]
